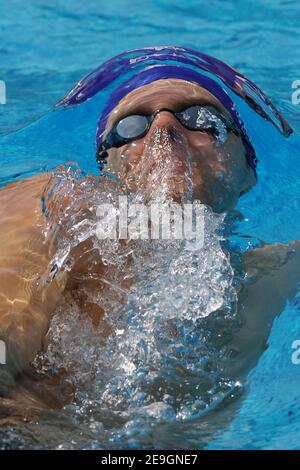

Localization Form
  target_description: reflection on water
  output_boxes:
[0,165,245,449]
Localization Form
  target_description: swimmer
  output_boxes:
[0,65,299,399]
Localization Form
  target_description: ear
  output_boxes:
[239,187,251,197]
[239,169,257,197]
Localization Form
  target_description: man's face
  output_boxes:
[103,79,256,212]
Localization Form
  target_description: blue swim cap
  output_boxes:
[56,46,293,175]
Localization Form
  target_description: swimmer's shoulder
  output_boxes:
[242,240,300,291]
[0,172,61,382]
[224,241,300,379]
[0,172,54,242]
[0,172,53,224]
[0,172,52,196]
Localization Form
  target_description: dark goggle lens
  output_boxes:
[177,105,225,130]
[116,115,149,139]
[178,105,202,129]
[178,105,230,146]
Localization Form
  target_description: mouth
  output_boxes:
[147,157,189,178]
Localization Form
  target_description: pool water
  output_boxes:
[1,0,300,450]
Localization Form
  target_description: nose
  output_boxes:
[141,110,192,203]
[141,108,191,175]
[152,109,179,128]
[144,110,186,145]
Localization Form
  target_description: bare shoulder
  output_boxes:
[0,172,59,377]
[242,240,300,292]
[0,172,52,199]
[240,240,300,334]
[0,172,52,231]
[0,172,54,269]
[224,241,300,379]
[0,172,54,249]
[0,170,110,383]
[243,240,300,268]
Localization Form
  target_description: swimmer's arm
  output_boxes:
[0,172,67,385]
[225,241,300,378]
[0,169,112,386]
[244,240,300,292]
[242,240,300,327]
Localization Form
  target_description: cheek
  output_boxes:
[189,132,248,179]
[107,141,144,175]
[220,136,250,182]
[188,134,250,203]
[120,141,145,170]
[188,131,229,173]
[188,131,216,152]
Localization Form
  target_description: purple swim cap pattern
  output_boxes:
[57,46,293,173]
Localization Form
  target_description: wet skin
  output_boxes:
[103,79,256,210]
[0,79,299,411]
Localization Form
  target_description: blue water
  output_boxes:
[1,0,300,449]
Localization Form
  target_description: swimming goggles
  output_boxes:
[96,104,241,169]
